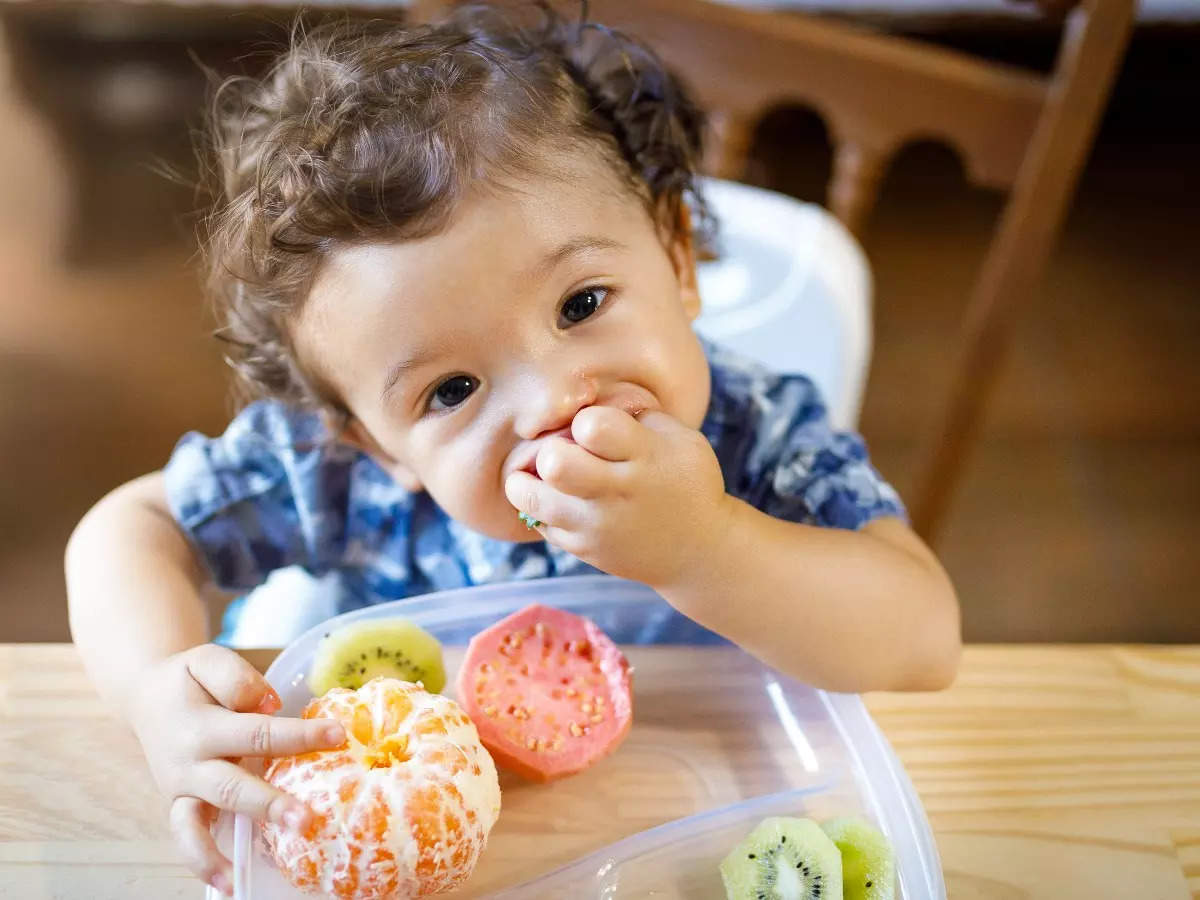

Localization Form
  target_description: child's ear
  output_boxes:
[335,416,423,493]
[664,203,702,321]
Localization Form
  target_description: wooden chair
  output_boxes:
[584,0,1136,543]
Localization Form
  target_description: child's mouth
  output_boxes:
[509,396,650,482]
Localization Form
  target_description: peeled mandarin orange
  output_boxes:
[262,677,501,899]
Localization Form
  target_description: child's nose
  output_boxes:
[516,366,598,440]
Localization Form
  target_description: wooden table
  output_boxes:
[2,644,1198,898]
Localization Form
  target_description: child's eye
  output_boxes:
[559,287,609,326]
[429,375,479,411]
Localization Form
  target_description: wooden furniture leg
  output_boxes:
[909,0,1137,540]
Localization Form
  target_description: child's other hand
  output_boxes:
[128,643,346,895]
[505,406,733,589]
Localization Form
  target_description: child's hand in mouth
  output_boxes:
[504,404,732,589]
[519,427,575,480]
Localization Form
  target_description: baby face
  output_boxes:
[294,150,711,542]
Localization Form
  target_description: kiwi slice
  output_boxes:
[821,817,895,900]
[720,816,843,900]
[307,617,446,696]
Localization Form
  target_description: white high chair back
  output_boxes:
[693,178,872,430]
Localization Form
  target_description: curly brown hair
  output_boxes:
[203,3,710,417]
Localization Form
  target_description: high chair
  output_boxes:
[694,178,873,432]
[231,0,1138,644]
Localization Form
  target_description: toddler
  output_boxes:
[65,5,960,893]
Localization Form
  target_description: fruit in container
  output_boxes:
[822,816,896,900]
[262,677,500,899]
[719,816,843,900]
[456,603,632,782]
[307,617,446,696]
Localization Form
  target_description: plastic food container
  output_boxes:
[208,575,944,898]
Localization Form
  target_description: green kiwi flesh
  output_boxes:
[307,617,446,696]
[720,816,843,900]
[821,817,896,900]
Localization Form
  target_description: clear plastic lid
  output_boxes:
[210,575,944,898]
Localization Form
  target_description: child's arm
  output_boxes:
[66,473,345,893]
[657,508,960,692]
[67,473,211,708]
[505,408,961,693]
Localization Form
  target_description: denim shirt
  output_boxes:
[164,340,905,636]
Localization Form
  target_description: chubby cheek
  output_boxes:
[653,328,711,429]
[409,438,530,542]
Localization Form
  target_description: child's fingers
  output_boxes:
[169,796,232,896]
[635,409,693,438]
[504,470,588,531]
[537,523,591,560]
[188,758,314,832]
[536,439,619,499]
[199,709,346,760]
[571,406,644,461]
[185,643,280,713]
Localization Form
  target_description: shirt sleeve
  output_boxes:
[720,371,906,530]
[162,401,358,592]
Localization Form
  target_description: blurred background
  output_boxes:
[0,0,1196,644]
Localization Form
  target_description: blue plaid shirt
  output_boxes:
[165,341,904,636]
